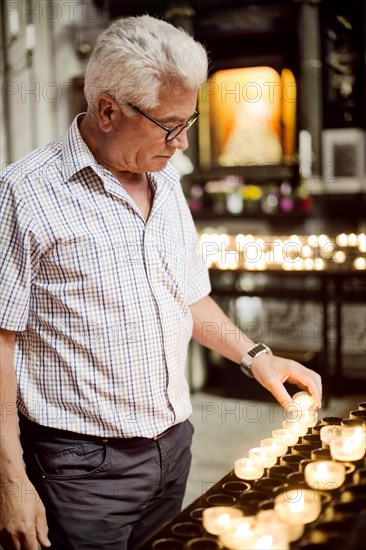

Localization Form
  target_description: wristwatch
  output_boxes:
[240,343,273,378]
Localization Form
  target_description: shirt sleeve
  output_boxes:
[0,177,43,331]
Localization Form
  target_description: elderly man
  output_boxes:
[0,15,321,550]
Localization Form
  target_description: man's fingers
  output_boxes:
[1,530,39,550]
[263,379,292,409]
[36,510,51,548]
[298,374,322,409]
[253,355,323,410]
[285,363,323,408]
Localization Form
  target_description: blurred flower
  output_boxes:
[240,185,263,201]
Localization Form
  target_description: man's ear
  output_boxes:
[95,94,119,132]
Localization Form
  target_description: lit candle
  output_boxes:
[260,437,288,457]
[202,506,243,535]
[291,391,316,411]
[354,257,366,270]
[257,509,304,543]
[320,425,343,446]
[358,233,366,253]
[234,458,264,480]
[299,409,318,428]
[336,233,348,247]
[314,258,325,271]
[219,517,257,550]
[288,391,318,428]
[283,418,308,437]
[330,434,365,461]
[304,460,346,491]
[274,489,321,525]
[348,233,357,246]
[249,446,277,468]
[343,425,366,448]
[272,428,299,447]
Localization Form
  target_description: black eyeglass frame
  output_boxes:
[127,102,199,142]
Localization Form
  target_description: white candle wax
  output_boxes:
[272,428,299,447]
[304,460,346,490]
[219,517,257,550]
[299,410,318,428]
[249,446,277,468]
[283,418,308,437]
[234,458,264,480]
[291,391,316,410]
[274,489,321,525]
[202,506,243,535]
[260,437,288,457]
[330,434,365,461]
[288,392,318,428]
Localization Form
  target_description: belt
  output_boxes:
[152,426,174,441]
[18,412,176,445]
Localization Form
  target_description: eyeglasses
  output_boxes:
[127,103,199,142]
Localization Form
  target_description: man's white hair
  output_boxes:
[84,15,208,113]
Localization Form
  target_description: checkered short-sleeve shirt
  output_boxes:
[0,115,211,437]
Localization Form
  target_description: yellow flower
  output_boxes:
[240,185,263,201]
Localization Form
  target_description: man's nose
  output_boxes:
[169,129,189,151]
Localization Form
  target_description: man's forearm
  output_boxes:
[189,295,255,364]
[0,329,27,480]
[189,295,322,408]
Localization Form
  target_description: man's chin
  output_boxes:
[150,157,171,170]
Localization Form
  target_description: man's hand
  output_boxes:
[190,296,323,409]
[0,476,51,550]
[250,353,322,409]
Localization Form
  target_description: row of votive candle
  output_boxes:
[235,392,365,484]
[235,391,319,481]
[212,393,366,549]
[321,422,366,461]
[203,506,305,549]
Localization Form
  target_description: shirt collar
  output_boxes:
[61,114,178,194]
[61,113,102,181]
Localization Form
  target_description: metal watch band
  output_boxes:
[240,343,273,378]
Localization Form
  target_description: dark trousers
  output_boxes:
[19,414,193,550]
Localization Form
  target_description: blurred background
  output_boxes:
[1,0,365,402]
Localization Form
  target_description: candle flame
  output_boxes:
[289,494,304,513]
[235,522,251,537]
[217,513,231,526]
[351,427,364,441]
[255,535,273,549]
[343,438,356,452]
[316,462,329,480]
